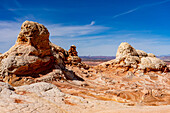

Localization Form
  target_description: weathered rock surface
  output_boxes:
[0,21,169,113]
[66,45,89,70]
[100,42,168,72]
[1,81,169,113]
[50,42,68,70]
[116,42,138,58]
[59,63,170,107]
[67,45,81,65]
[136,50,148,57]
[0,21,55,77]
[0,82,125,113]
[0,21,83,86]
[88,42,169,107]
[0,82,66,113]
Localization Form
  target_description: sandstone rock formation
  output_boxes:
[100,42,168,72]
[66,45,89,70]
[67,45,81,65]
[0,21,170,113]
[0,21,83,86]
[116,42,138,58]
[0,21,54,77]
[50,42,68,69]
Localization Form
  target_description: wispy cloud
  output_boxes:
[0,21,21,52]
[0,20,109,53]
[90,21,95,26]
[0,21,20,40]
[113,8,139,19]
[51,32,170,56]
[113,0,170,18]
[47,24,109,37]
[0,20,169,56]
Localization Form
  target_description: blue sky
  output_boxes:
[0,0,170,56]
